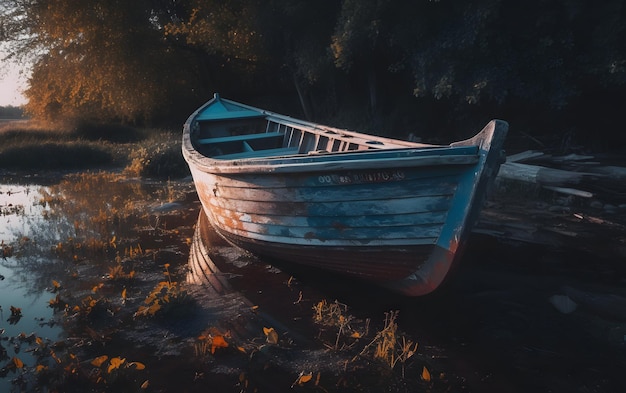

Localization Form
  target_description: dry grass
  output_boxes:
[0,120,187,177]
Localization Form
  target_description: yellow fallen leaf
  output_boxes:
[128,361,146,370]
[421,366,431,382]
[52,280,60,289]
[13,357,24,369]
[211,335,229,354]
[91,355,108,367]
[50,350,61,364]
[141,380,150,389]
[297,373,313,385]
[36,364,48,372]
[121,288,127,300]
[107,357,125,373]
[148,302,161,315]
[350,332,361,338]
[263,327,279,344]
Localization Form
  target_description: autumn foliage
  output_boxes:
[2,1,625,142]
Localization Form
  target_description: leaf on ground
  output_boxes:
[107,357,125,373]
[297,373,313,385]
[422,366,431,382]
[128,361,146,370]
[91,355,108,367]
[13,357,24,369]
[148,302,161,315]
[211,335,229,354]
[263,327,279,344]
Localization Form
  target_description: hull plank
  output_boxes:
[183,93,508,295]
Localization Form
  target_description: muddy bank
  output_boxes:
[174,185,626,392]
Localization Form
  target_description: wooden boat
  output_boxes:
[182,93,508,296]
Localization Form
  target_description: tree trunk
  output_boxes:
[367,67,377,114]
[292,73,313,120]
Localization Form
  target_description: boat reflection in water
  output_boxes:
[187,209,232,295]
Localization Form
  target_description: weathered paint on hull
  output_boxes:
[182,96,508,296]
[188,158,478,295]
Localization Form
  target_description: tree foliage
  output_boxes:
[0,105,23,118]
[163,0,339,119]
[1,0,200,124]
[1,0,625,141]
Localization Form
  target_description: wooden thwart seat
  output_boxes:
[197,132,284,145]
[214,146,299,159]
[196,131,298,159]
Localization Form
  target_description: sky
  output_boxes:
[0,63,28,106]
[0,43,29,107]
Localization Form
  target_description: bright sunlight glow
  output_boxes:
[0,45,29,107]
[0,64,28,106]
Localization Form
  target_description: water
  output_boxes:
[0,175,200,392]
[1,174,625,392]
[1,183,62,392]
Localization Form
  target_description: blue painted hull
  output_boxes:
[183,94,508,295]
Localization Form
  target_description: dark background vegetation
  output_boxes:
[1,0,625,150]
[0,105,24,119]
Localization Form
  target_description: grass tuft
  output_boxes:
[0,120,188,177]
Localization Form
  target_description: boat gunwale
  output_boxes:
[182,97,501,176]
[181,94,488,175]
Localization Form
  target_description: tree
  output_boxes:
[163,0,340,119]
[1,0,200,124]
[2,0,625,142]
[257,0,340,119]
[331,0,393,116]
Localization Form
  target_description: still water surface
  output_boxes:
[0,175,199,392]
[1,183,62,392]
[1,174,625,392]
